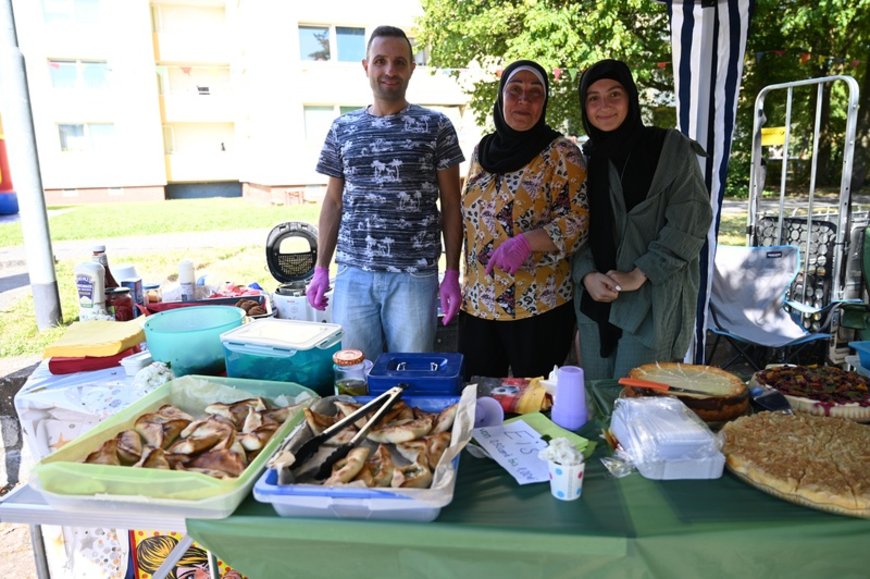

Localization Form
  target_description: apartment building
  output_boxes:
[10,0,479,205]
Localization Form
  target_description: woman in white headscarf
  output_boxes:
[459,59,589,380]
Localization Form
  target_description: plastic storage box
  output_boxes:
[30,375,318,518]
[253,392,473,521]
[367,352,463,396]
[222,318,342,397]
[849,341,870,370]
[609,397,725,480]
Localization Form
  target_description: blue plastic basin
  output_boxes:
[144,305,245,376]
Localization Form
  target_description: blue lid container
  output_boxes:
[221,318,343,397]
[366,352,463,396]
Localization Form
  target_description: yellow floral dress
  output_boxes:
[461,137,589,320]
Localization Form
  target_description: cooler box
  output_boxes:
[221,318,342,397]
[366,352,463,396]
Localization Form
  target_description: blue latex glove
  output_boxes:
[306,266,330,311]
[485,234,531,276]
[439,269,461,326]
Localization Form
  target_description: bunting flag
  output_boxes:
[752,49,863,68]
[664,0,755,363]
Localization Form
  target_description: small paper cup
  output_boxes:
[547,459,585,501]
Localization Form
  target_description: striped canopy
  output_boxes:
[663,0,755,362]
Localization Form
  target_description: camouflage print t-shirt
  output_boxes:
[316,104,464,273]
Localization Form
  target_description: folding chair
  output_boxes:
[707,244,833,371]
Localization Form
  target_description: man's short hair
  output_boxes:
[367,25,414,61]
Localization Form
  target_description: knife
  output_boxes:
[748,384,794,414]
[617,377,714,396]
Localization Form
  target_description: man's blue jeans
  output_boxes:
[332,265,438,361]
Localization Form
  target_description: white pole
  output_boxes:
[0,0,61,329]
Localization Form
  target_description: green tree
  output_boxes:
[737,0,870,194]
[416,0,869,194]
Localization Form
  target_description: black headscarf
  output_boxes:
[477,60,562,174]
[578,59,666,357]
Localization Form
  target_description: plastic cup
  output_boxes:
[474,396,505,428]
[551,365,587,430]
[547,459,585,501]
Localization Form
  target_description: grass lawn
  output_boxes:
[0,198,321,357]
[0,197,750,358]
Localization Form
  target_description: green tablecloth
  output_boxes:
[187,384,870,578]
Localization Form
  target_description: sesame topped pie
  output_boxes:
[721,412,870,518]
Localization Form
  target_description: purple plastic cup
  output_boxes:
[551,365,587,431]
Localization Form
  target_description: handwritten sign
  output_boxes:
[472,421,549,485]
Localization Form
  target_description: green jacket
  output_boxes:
[572,129,712,358]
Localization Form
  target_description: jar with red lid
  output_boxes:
[333,349,368,396]
[106,287,134,321]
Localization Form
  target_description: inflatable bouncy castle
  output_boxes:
[0,114,20,215]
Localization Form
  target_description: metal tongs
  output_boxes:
[292,384,407,480]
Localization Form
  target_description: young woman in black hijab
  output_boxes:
[572,59,712,380]
[458,60,589,380]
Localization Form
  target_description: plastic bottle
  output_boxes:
[179,259,195,302]
[333,349,368,396]
[91,244,118,289]
[75,261,109,320]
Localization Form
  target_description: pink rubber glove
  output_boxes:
[485,234,531,276]
[306,266,330,311]
[438,269,461,326]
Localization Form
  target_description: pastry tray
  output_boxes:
[30,375,318,518]
[727,465,870,520]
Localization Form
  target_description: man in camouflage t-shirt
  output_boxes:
[307,25,464,362]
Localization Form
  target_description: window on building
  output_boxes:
[58,123,115,152]
[300,25,366,62]
[42,0,101,26]
[304,105,362,144]
[303,106,335,145]
[336,27,365,62]
[299,26,330,61]
[407,37,428,66]
[49,59,109,89]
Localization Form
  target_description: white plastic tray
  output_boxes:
[253,388,476,521]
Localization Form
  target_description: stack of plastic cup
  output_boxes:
[473,396,505,428]
[551,365,587,431]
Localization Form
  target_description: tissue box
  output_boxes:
[849,341,870,370]
[610,397,724,480]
